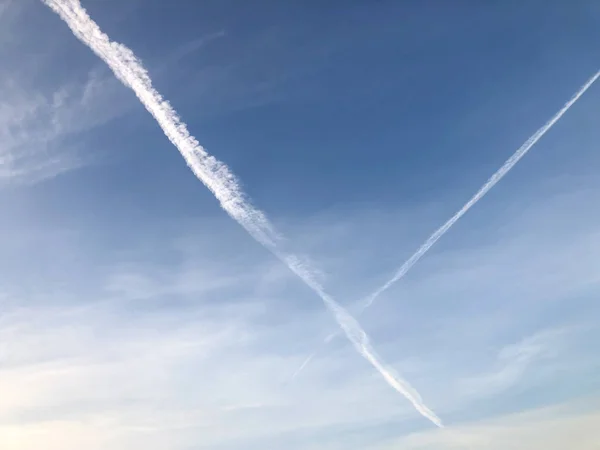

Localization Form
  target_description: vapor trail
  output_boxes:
[294,69,600,377]
[41,0,443,428]
[361,69,599,310]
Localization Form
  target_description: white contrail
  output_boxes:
[41,0,443,428]
[294,69,600,376]
[360,70,599,311]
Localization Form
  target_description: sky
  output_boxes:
[1,0,600,449]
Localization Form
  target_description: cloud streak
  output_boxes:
[0,66,127,184]
[41,0,442,427]
[296,68,600,376]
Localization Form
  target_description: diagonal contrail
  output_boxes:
[41,0,443,428]
[294,69,600,378]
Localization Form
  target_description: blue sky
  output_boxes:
[1,0,600,449]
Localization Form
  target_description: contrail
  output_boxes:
[361,70,599,310]
[294,69,600,377]
[41,0,443,428]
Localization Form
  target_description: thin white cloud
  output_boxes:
[1,183,599,449]
[458,329,567,399]
[295,69,600,376]
[163,30,226,65]
[41,0,442,427]
[0,68,128,184]
[0,297,428,450]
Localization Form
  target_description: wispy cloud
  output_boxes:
[42,0,442,427]
[1,177,599,449]
[0,270,428,449]
[163,30,226,66]
[458,329,568,398]
[0,66,129,185]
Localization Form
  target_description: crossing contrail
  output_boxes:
[41,0,443,428]
[293,69,600,377]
